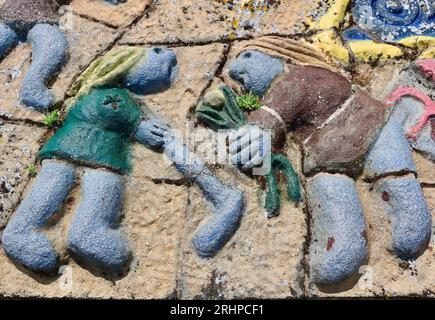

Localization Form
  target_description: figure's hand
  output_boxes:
[229,125,272,170]
[135,116,171,149]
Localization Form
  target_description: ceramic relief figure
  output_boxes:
[198,36,433,288]
[348,0,434,43]
[0,0,130,111]
[1,46,245,274]
[310,0,434,62]
[0,0,72,111]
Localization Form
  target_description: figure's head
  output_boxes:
[70,46,178,101]
[229,50,284,97]
[124,47,178,95]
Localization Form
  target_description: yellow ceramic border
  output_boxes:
[397,36,435,50]
[312,30,349,62]
[310,0,434,62]
[348,40,403,61]
[419,47,435,59]
[311,0,350,29]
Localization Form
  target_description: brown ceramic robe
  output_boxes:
[247,65,388,177]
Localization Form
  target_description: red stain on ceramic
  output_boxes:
[326,236,335,251]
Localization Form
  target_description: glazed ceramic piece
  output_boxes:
[19,24,68,111]
[307,173,367,286]
[351,0,434,43]
[0,0,70,111]
[223,38,434,287]
[2,46,247,272]
[311,0,435,62]
[69,46,179,100]
[196,85,300,216]
[374,175,432,259]
[2,160,76,273]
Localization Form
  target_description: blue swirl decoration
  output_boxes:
[346,0,434,42]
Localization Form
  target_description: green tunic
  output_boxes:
[39,88,146,174]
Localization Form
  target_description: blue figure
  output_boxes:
[225,46,432,287]
[0,0,129,111]
[2,46,245,274]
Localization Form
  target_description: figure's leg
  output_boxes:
[67,169,131,273]
[164,135,245,258]
[20,24,68,111]
[0,23,18,58]
[364,112,432,259]
[2,160,76,273]
[306,173,367,285]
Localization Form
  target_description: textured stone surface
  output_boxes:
[119,0,316,45]
[134,43,228,131]
[229,50,284,96]
[0,123,47,229]
[351,0,434,42]
[70,0,151,28]
[308,181,435,297]
[0,23,18,58]
[0,0,433,299]
[0,176,187,298]
[304,89,388,177]
[0,15,118,122]
[179,144,307,299]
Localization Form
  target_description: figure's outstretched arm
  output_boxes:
[134,114,171,150]
[134,115,245,258]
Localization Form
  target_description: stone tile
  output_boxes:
[0,178,188,298]
[307,179,435,297]
[135,43,228,132]
[179,143,307,299]
[51,15,120,106]
[414,151,435,185]
[119,0,316,45]
[69,0,151,28]
[0,122,47,229]
[0,15,119,122]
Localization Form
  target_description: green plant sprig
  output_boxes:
[236,92,263,112]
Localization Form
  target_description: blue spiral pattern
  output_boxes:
[351,0,434,41]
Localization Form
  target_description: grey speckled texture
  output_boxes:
[397,97,435,162]
[375,175,432,259]
[0,23,17,58]
[163,134,207,180]
[124,47,178,95]
[163,133,245,257]
[68,169,131,273]
[2,160,76,273]
[364,108,416,180]
[20,24,68,111]
[135,116,170,150]
[192,168,245,258]
[229,50,284,97]
[307,174,367,285]
[384,62,435,161]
